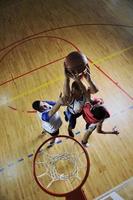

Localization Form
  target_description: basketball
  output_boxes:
[64,51,88,75]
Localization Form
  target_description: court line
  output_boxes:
[0,35,79,87]
[0,105,133,174]
[0,34,132,102]
[95,176,133,200]
[0,36,132,109]
[0,57,65,87]
[0,131,80,173]
[89,58,133,101]
[9,76,64,103]
[0,44,132,107]
[90,45,133,65]
[98,192,124,200]
[0,23,133,53]
[0,38,133,88]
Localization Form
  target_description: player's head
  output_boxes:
[91,105,110,121]
[64,51,89,76]
[32,101,49,112]
[71,81,83,99]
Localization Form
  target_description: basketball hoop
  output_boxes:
[33,135,90,200]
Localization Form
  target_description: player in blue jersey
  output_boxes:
[32,93,66,146]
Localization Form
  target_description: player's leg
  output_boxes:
[82,124,97,147]
[68,112,82,137]
[68,116,75,137]
[47,130,60,148]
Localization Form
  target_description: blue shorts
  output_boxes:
[64,109,82,129]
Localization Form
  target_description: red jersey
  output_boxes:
[83,103,99,124]
[83,98,110,124]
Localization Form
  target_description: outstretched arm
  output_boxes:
[71,73,92,101]
[83,66,98,94]
[63,64,72,104]
[63,71,70,97]
[86,75,99,94]
[97,121,119,135]
[48,93,67,117]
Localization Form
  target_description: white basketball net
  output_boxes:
[36,151,82,188]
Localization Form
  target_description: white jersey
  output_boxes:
[37,101,62,134]
[68,95,86,114]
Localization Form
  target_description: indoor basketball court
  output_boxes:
[0,0,133,200]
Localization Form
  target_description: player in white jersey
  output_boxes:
[63,68,98,137]
[32,93,66,146]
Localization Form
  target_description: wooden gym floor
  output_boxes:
[0,0,133,199]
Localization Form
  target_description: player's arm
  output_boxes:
[83,66,98,94]
[63,64,71,103]
[48,93,66,118]
[86,75,99,94]
[97,121,119,135]
[71,73,91,101]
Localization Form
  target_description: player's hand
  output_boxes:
[83,64,90,75]
[64,62,73,78]
[112,126,119,135]
[70,72,81,82]
[58,92,69,106]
